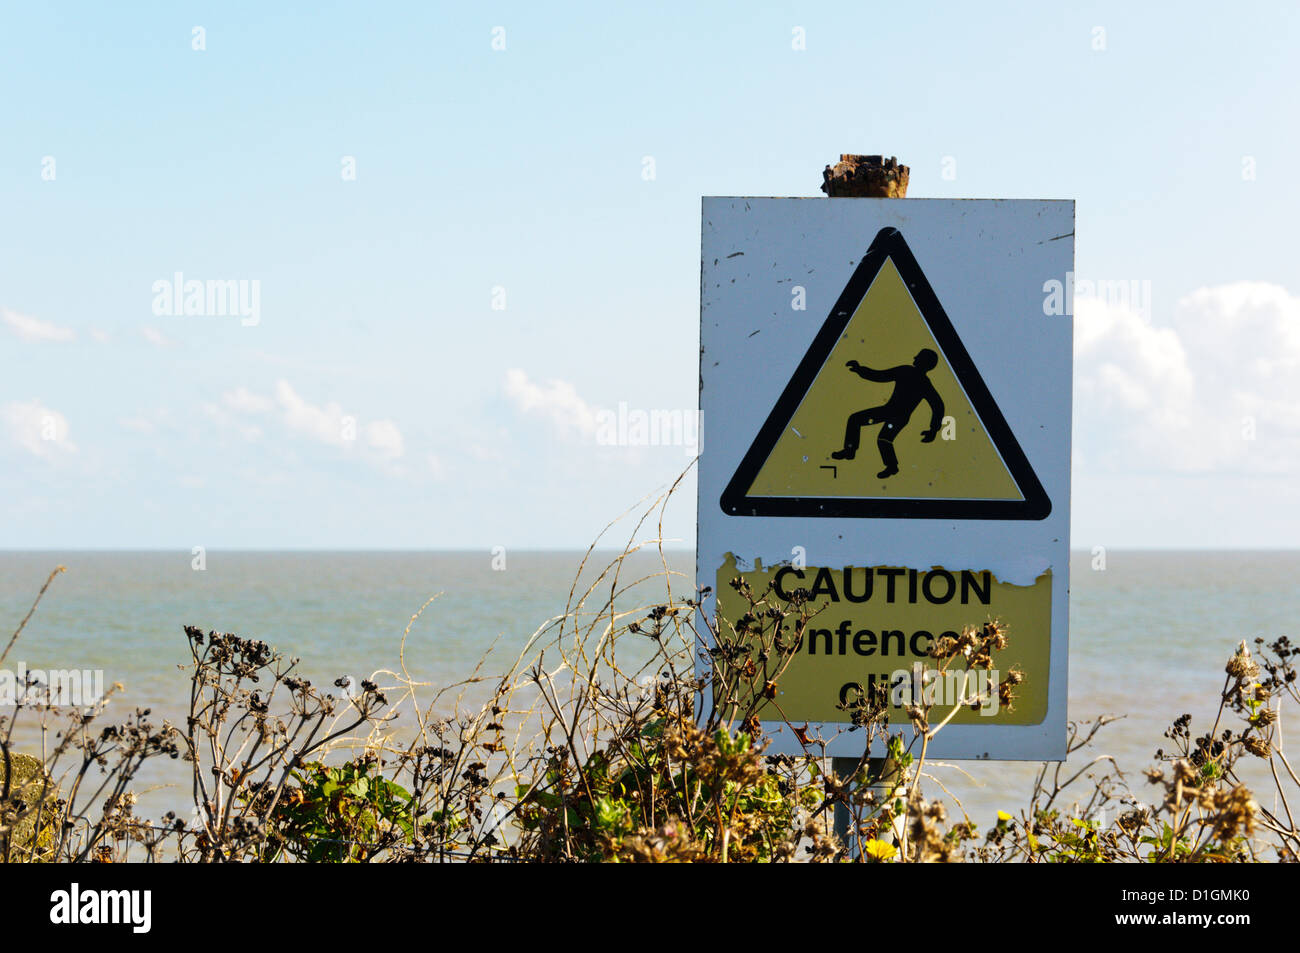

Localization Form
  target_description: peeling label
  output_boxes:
[715,553,1051,726]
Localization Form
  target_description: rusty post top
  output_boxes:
[821,154,909,198]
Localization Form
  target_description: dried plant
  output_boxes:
[3,485,1299,863]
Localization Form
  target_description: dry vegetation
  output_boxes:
[2,490,1297,863]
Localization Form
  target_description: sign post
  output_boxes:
[697,156,1073,848]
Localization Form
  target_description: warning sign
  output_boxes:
[697,197,1073,761]
[721,227,1049,520]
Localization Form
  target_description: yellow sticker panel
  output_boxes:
[715,554,1051,726]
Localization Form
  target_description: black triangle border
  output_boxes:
[719,227,1051,521]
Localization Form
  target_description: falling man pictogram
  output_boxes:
[830,348,945,479]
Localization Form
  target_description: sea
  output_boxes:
[1,549,1296,833]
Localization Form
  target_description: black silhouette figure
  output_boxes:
[830,348,945,479]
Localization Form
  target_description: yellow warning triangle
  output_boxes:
[720,228,1050,520]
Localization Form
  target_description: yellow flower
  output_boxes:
[863,839,897,861]
[997,811,1012,822]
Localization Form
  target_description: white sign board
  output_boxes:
[697,197,1073,760]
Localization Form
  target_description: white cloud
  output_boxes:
[364,419,405,460]
[211,381,408,467]
[2,309,75,343]
[275,380,349,447]
[503,368,598,440]
[467,426,512,465]
[141,326,176,348]
[1075,281,1300,474]
[201,402,264,442]
[223,386,274,415]
[2,400,76,457]
[89,328,110,343]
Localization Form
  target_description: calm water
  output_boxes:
[1,550,1295,829]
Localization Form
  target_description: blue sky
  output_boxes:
[2,2,1298,549]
